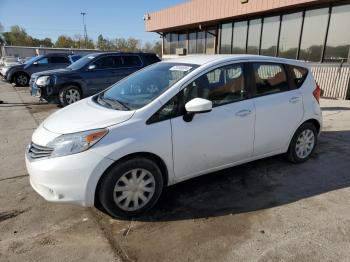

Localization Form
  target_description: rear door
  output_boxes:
[250,62,304,156]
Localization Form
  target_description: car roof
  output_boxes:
[162,54,307,67]
[89,52,157,56]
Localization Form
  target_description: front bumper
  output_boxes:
[25,149,114,207]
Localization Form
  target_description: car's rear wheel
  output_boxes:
[58,85,82,106]
[97,157,164,218]
[288,122,317,163]
[14,73,29,86]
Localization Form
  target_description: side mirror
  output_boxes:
[183,98,212,122]
[88,64,96,70]
[33,61,38,65]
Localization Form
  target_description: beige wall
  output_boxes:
[145,0,323,32]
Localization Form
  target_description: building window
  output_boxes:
[220,22,233,54]
[163,33,171,55]
[278,12,303,59]
[247,19,262,55]
[324,4,350,63]
[197,31,206,54]
[299,8,329,62]
[260,16,280,57]
[232,21,248,54]
[206,28,216,54]
[178,33,187,50]
[170,33,178,54]
[188,32,197,54]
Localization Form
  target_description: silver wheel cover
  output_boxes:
[113,169,156,211]
[65,89,81,104]
[295,129,315,159]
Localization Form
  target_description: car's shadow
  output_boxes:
[100,130,350,221]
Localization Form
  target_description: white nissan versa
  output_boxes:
[26,55,322,218]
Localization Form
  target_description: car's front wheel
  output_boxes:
[288,122,318,163]
[14,73,29,87]
[58,85,82,106]
[97,157,164,218]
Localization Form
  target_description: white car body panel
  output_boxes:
[25,55,323,207]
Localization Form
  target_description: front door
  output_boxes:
[171,63,255,178]
[250,62,304,156]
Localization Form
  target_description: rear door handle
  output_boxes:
[235,109,252,117]
[289,97,301,103]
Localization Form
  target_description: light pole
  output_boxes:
[80,12,88,48]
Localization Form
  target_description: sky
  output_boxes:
[0,0,187,43]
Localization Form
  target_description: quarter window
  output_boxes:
[290,66,308,88]
[253,63,289,96]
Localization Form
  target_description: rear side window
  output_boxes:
[253,63,289,96]
[144,54,160,64]
[122,56,142,67]
[50,56,70,63]
[290,66,308,88]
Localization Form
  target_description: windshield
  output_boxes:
[68,54,96,70]
[25,55,42,65]
[96,62,198,110]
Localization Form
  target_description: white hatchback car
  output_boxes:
[26,55,322,218]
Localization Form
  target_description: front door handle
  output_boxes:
[235,109,252,117]
[289,97,301,103]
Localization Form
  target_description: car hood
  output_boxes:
[7,64,24,70]
[43,97,135,134]
[32,68,73,78]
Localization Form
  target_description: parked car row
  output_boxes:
[1,52,160,106]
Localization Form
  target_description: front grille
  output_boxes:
[28,143,53,159]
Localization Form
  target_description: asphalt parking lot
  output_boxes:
[1,80,350,262]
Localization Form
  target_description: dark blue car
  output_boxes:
[30,52,160,106]
[4,53,81,86]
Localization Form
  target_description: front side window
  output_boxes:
[97,63,198,110]
[50,56,70,63]
[37,57,49,64]
[253,63,289,96]
[183,63,247,107]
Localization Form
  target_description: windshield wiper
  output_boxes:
[98,94,129,110]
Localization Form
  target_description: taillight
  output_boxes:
[313,82,321,103]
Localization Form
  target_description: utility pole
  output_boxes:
[80,12,88,48]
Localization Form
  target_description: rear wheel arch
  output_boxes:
[94,152,169,206]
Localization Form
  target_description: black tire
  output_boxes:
[14,73,29,87]
[97,157,164,219]
[288,122,318,163]
[58,85,82,106]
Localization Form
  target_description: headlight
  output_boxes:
[47,128,108,158]
[36,76,51,86]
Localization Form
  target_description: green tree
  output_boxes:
[55,35,75,48]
